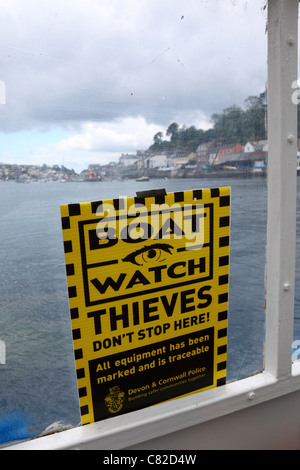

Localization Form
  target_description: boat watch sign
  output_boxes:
[60,187,230,425]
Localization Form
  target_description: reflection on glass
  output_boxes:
[0,0,267,443]
[293,13,300,364]
[293,184,300,362]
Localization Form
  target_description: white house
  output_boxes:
[244,140,268,153]
[168,153,196,168]
[119,154,139,167]
[146,154,167,169]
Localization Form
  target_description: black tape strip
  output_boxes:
[134,196,145,206]
[155,194,166,204]
[136,188,166,198]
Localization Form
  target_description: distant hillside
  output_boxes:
[148,94,267,155]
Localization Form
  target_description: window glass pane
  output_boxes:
[0,0,267,444]
[293,15,300,364]
[294,175,300,361]
[294,194,300,362]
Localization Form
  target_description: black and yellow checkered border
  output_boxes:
[61,187,230,424]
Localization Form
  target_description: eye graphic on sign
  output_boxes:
[122,243,174,266]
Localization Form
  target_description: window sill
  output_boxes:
[5,364,300,450]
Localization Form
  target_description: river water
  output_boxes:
[1,176,298,443]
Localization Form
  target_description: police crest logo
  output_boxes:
[104,386,125,414]
[60,187,230,424]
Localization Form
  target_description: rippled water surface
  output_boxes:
[0,177,285,442]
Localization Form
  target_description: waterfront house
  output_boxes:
[216,143,244,162]
[119,153,139,167]
[196,142,216,164]
[244,140,268,153]
[146,154,168,169]
[214,150,267,171]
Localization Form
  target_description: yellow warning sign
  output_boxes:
[60,187,230,424]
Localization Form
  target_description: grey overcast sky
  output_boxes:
[0,0,268,172]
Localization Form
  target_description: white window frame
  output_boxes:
[5,0,300,450]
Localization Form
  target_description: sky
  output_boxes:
[0,0,268,173]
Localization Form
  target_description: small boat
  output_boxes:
[15,178,28,183]
[136,176,149,182]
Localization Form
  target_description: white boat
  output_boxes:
[136,176,149,181]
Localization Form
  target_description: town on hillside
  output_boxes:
[101,139,270,181]
[2,92,300,182]
[3,138,300,183]
[0,140,278,182]
[0,139,273,182]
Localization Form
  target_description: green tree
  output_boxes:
[149,131,166,152]
[147,93,268,155]
[211,106,244,143]
[243,95,266,141]
[181,126,204,153]
[166,122,179,140]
